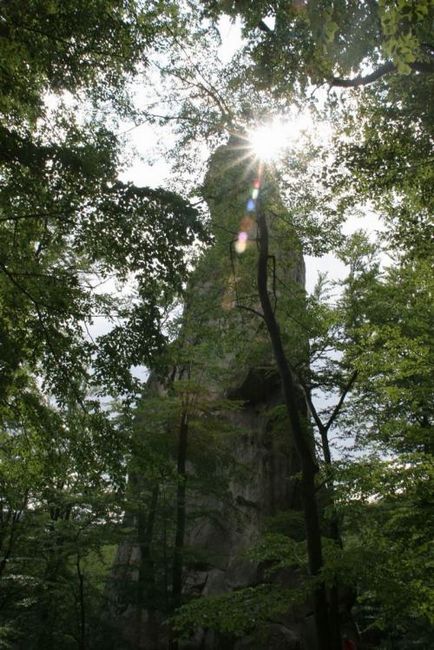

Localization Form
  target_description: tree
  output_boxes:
[255,199,338,649]
[0,3,206,647]
[0,0,206,404]
[325,232,434,646]
[0,392,128,649]
[203,1,434,88]
[2,2,433,648]
[109,357,244,649]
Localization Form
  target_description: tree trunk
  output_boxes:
[76,554,86,650]
[169,410,189,650]
[172,410,188,608]
[256,207,337,650]
[136,484,159,647]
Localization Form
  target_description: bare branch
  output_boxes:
[303,386,324,434]
[258,20,273,34]
[237,304,264,320]
[331,61,434,88]
[324,371,358,434]
[300,370,357,467]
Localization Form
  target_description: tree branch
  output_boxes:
[0,261,89,411]
[324,370,358,434]
[237,304,264,320]
[300,370,357,467]
[256,205,335,649]
[303,385,324,434]
[331,61,434,87]
[258,20,273,34]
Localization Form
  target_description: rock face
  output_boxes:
[184,382,300,584]
[109,136,310,649]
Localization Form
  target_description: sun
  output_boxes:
[249,120,287,161]
[248,114,313,162]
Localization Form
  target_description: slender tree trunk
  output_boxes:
[76,554,86,650]
[0,495,28,579]
[256,208,337,650]
[169,410,189,650]
[318,420,342,650]
[0,523,16,578]
[37,516,66,650]
[162,487,170,612]
[136,485,159,648]
[137,485,159,604]
[305,370,357,648]
[136,484,159,648]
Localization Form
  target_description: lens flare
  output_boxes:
[249,122,285,161]
[249,114,313,162]
[246,198,256,212]
[235,230,248,254]
[240,216,254,232]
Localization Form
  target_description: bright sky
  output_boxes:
[117,15,243,189]
[109,17,392,454]
[119,16,382,298]
[85,15,387,420]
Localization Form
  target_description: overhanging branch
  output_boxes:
[331,61,434,87]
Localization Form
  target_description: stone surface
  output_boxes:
[109,135,309,649]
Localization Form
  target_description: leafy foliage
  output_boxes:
[204,0,434,91]
[173,583,301,638]
[1,1,433,649]
[0,3,206,648]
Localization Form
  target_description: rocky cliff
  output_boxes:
[108,135,311,650]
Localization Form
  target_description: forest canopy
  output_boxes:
[0,2,433,650]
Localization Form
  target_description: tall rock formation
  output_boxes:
[108,136,310,650]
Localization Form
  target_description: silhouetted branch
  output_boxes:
[331,61,434,87]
